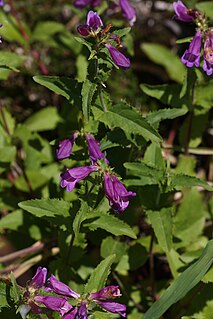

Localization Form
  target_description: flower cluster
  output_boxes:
[74,0,136,26]
[173,0,213,76]
[77,11,131,69]
[20,267,126,319]
[57,132,136,213]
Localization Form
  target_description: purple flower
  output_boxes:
[56,133,78,160]
[105,43,130,69]
[86,133,109,164]
[104,173,136,213]
[89,285,121,300]
[95,300,126,317]
[20,267,47,318]
[74,0,100,9]
[203,29,213,76]
[0,0,4,6]
[119,0,136,26]
[181,31,202,68]
[77,11,103,36]
[45,275,80,299]
[30,267,47,288]
[34,296,73,316]
[60,165,98,192]
[173,0,196,22]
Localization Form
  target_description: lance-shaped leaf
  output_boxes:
[33,75,82,107]
[84,255,116,293]
[142,240,213,319]
[81,79,97,122]
[93,103,161,143]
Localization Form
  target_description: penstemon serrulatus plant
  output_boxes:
[0,1,213,319]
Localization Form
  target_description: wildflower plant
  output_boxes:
[0,1,213,319]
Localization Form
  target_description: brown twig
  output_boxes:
[0,99,10,135]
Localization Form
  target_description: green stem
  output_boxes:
[98,85,107,112]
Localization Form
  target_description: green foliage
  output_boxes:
[143,240,213,319]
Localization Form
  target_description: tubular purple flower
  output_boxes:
[0,0,4,6]
[119,0,136,26]
[203,29,213,76]
[35,296,73,316]
[104,173,136,213]
[86,133,109,164]
[87,11,103,30]
[89,286,121,300]
[173,0,195,22]
[60,165,98,192]
[77,11,103,36]
[30,267,47,289]
[181,31,202,68]
[95,300,126,317]
[45,275,80,299]
[105,44,130,69]
[56,133,78,160]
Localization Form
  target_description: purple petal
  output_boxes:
[56,133,77,160]
[0,0,4,6]
[86,133,109,164]
[119,0,136,26]
[35,296,72,316]
[60,165,98,192]
[104,173,136,213]
[203,30,213,76]
[173,0,195,22]
[181,31,202,68]
[78,302,88,319]
[87,11,103,30]
[74,0,91,8]
[77,24,90,36]
[30,267,47,288]
[105,44,131,69]
[90,286,121,300]
[96,300,126,317]
[45,275,80,298]
[63,307,78,319]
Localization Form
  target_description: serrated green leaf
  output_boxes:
[73,201,88,238]
[24,107,61,132]
[74,36,92,51]
[141,43,186,83]
[93,103,161,143]
[124,162,164,184]
[147,208,173,252]
[33,76,82,106]
[140,83,184,108]
[18,199,70,218]
[84,212,137,239]
[113,27,131,37]
[84,255,116,293]
[81,79,97,122]
[10,273,20,303]
[101,236,128,263]
[142,240,213,319]
[0,282,9,308]
[147,107,188,127]
[172,174,213,191]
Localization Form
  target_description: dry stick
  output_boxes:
[0,241,45,263]
[8,0,48,75]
